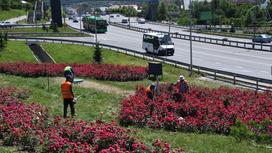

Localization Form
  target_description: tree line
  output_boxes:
[0,0,36,11]
[139,0,272,27]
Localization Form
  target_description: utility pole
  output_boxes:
[95,1,98,45]
[129,2,131,28]
[168,16,171,35]
[79,16,82,33]
[253,0,257,49]
[189,0,193,76]
[108,0,110,23]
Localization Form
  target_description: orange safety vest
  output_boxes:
[61,81,74,99]
[145,85,152,94]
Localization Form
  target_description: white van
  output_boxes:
[142,33,175,56]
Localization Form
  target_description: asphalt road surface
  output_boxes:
[5,15,27,23]
[64,18,272,80]
[105,14,272,44]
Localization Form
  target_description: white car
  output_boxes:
[138,18,145,24]
[0,21,14,27]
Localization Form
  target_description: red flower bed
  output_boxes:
[119,84,272,139]
[0,87,184,152]
[0,63,147,81]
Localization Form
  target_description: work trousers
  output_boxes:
[63,98,75,118]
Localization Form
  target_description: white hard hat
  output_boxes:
[179,75,184,80]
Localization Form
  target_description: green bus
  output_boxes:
[82,16,108,33]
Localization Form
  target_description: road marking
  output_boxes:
[235,66,243,69]
[241,70,251,73]
[260,70,268,74]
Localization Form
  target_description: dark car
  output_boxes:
[68,16,73,20]
[252,34,271,43]
[73,17,78,23]
[121,18,128,24]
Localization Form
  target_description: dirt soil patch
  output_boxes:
[53,77,134,96]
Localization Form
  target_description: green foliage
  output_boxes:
[108,6,137,17]
[0,32,8,48]
[93,42,103,64]
[20,135,40,152]
[0,41,36,63]
[50,23,59,32]
[231,120,272,144]
[178,0,272,27]
[139,2,148,18]
[157,2,167,21]
[0,9,26,21]
[230,120,255,142]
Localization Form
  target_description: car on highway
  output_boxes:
[68,16,73,20]
[116,14,120,17]
[121,18,128,24]
[73,17,79,23]
[252,34,272,43]
[0,21,14,27]
[138,18,145,24]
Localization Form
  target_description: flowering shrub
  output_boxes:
[0,87,184,152]
[0,63,147,81]
[119,84,272,142]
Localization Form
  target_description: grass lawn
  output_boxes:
[2,26,77,33]
[0,74,270,153]
[0,41,270,153]
[0,9,25,21]
[42,43,220,90]
[0,41,36,63]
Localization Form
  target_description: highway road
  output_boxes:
[105,14,272,44]
[5,15,27,23]
[65,19,272,80]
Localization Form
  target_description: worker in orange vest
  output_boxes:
[145,83,156,99]
[61,75,75,118]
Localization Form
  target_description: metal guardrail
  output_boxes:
[147,21,188,29]
[9,37,272,91]
[110,22,272,52]
[0,24,50,28]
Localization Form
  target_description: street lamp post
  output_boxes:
[168,17,171,35]
[189,0,193,76]
[95,2,98,45]
[129,5,131,28]
[253,0,257,49]
[79,16,82,34]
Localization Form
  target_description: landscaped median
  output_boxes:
[119,84,272,144]
[1,41,271,152]
[0,87,184,152]
[0,63,148,81]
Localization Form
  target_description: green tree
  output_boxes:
[93,43,102,64]
[0,32,8,49]
[157,2,167,21]
[1,0,10,10]
[140,2,148,18]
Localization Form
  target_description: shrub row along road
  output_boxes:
[64,19,272,80]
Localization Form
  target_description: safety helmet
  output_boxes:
[64,66,73,72]
[179,75,184,80]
